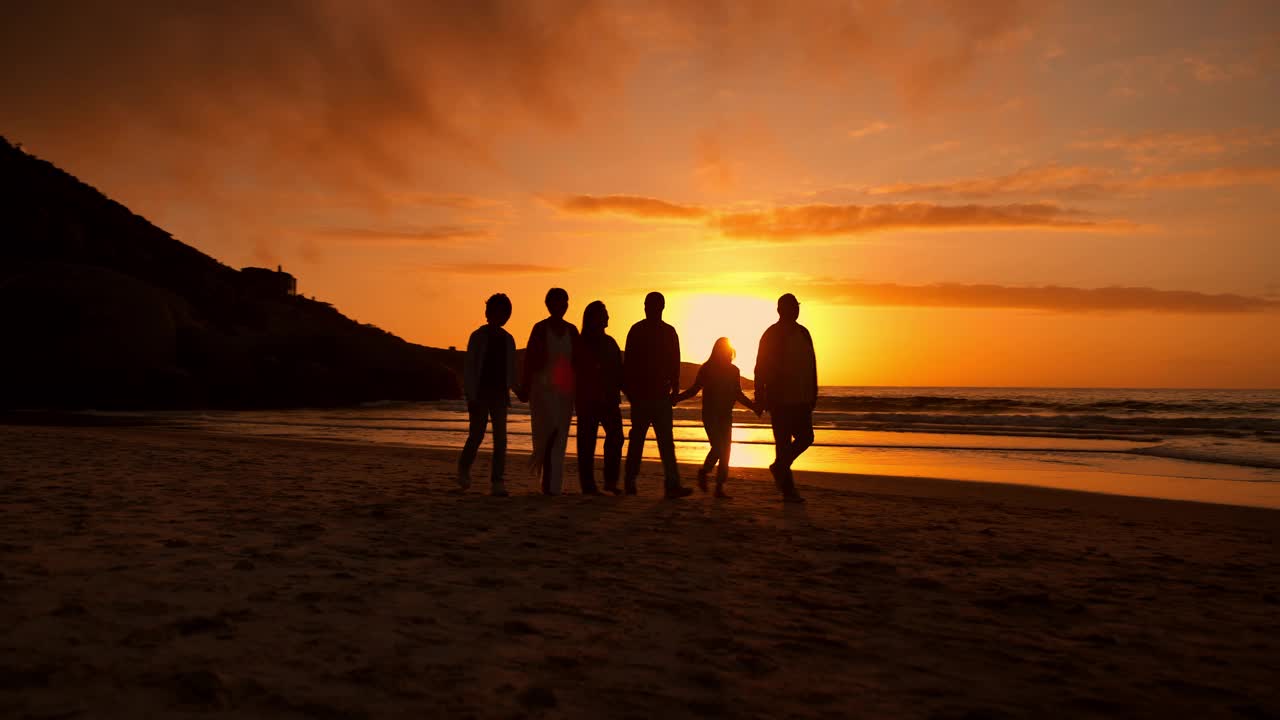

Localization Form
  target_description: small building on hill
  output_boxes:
[239,265,297,297]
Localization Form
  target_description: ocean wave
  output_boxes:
[815,395,1280,416]
[823,412,1279,438]
[1128,439,1280,470]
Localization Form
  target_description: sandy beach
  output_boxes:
[1,424,1278,719]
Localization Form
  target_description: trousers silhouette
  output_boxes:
[701,416,733,484]
[624,398,680,493]
[577,405,622,493]
[770,403,813,492]
[459,394,507,482]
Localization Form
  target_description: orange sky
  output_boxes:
[2,1,1277,387]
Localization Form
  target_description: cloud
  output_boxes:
[865,163,1280,199]
[0,1,1044,195]
[396,193,511,211]
[425,262,568,275]
[634,1,1041,108]
[1182,55,1259,84]
[868,165,1117,198]
[848,121,891,139]
[555,194,1128,239]
[1075,129,1280,161]
[1089,35,1279,99]
[804,281,1280,313]
[0,1,632,195]
[1137,166,1280,190]
[715,202,1122,239]
[557,195,709,220]
[313,226,488,245]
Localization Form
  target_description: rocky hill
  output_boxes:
[0,137,459,409]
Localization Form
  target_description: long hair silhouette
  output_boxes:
[706,337,735,365]
[582,300,607,335]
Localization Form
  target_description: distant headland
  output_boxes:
[0,136,463,410]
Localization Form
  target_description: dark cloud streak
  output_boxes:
[556,194,1127,238]
[558,194,709,220]
[313,226,488,245]
[425,263,569,276]
[806,282,1279,313]
[716,202,1114,239]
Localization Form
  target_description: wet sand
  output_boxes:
[1,425,1277,719]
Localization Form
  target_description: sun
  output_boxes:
[670,293,778,377]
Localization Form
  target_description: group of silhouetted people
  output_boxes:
[457,290,816,503]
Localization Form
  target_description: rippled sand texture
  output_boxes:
[1,426,1277,718]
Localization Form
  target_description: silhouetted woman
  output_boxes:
[673,337,757,498]
[520,288,578,495]
[574,301,623,495]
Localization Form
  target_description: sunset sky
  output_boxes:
[3,1,1278,387]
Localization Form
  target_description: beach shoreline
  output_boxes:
[1,425,1277,718]
[142,425,1280,517]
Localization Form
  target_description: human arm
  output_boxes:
[733,367,758,414]
[504,331,518,398]
[805,325,818,410]
[462,328,483,402]
[753,326,774,412]
[668,326,681,399]
[673,366,703,405]
[518,322,541,402]
[606,337,624,403]
[621,324,637,401]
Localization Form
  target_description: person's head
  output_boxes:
[777,293,800,323]
[582,300,609,334]
[484,293,512,326]
[545,287,569,319]
[708,337,735,365]
[644,291,665,320]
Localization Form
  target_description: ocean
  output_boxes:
[136,387,1280,508]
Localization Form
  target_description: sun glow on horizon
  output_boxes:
[671,293,778,378]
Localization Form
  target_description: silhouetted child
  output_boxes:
[674,337,758,498]
[458,293,517,496]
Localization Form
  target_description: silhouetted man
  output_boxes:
[755,293,816,503]
[458,293,517,496]
[623,292,691,498]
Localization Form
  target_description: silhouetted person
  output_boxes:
[755,293,816,503]
[458,293,517,496]
[574,301,623,495]
[674,337,758,498]
[521,288,578,495]
[623,292,691,499]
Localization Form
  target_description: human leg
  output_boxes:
[541,428,556,494]
[623,401,653,494]
[601,405,623,494]
[701,416,733,496]
[697,445,717,492]
[652,402,686,497]
[769,408,793,489]
[576,409,601,493]
[789,405,814,463]
[698,416,721,492]
[711,422,732,485]
[770,405,806,500]
[458,399,489,489]
[547,406,570,495]
[489,395,508,494]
